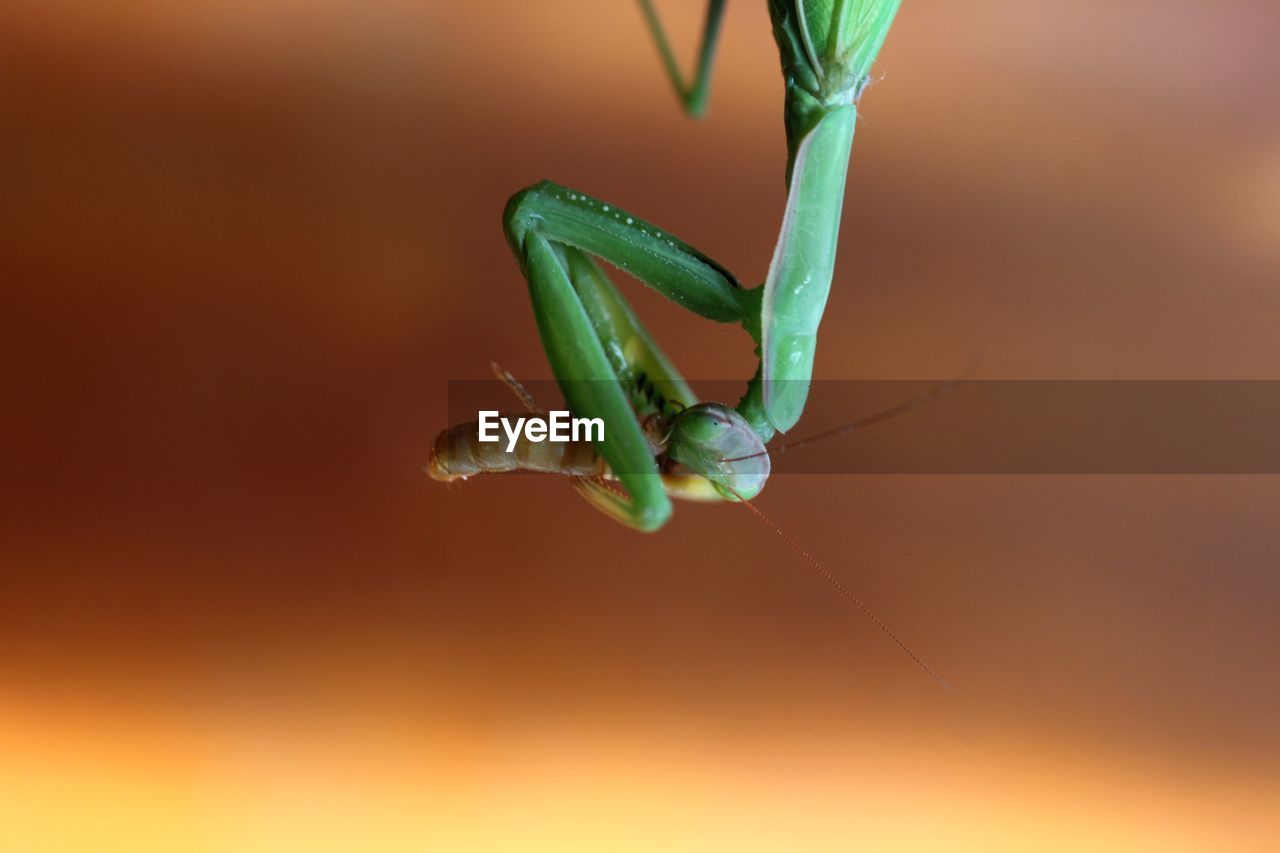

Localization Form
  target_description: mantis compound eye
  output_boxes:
[666,404,771,501]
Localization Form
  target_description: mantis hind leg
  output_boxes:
[637,0,728,118]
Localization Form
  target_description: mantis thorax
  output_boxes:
[769,0,900,177]
[769,0,900,103]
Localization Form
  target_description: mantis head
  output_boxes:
[666,404,771,502]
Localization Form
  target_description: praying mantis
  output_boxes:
[429,0,952,685]
[431,0,903,532]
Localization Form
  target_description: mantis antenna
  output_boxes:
[724,379,965,463]
[725,483,952,689]
[726,356,984,464]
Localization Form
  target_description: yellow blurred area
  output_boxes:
[3,0,1279,850]
[3,698,1278,852]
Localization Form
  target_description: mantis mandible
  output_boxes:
[431,0,903,532]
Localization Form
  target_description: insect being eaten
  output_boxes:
[428,1,953,686]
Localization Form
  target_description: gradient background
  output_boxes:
[4,1,1280,850]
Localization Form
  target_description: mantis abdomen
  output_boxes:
[428,418,604,482]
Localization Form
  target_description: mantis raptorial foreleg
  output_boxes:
[504,182,746,323]
[504,181,752,530]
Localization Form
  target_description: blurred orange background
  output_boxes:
[3,1,1280,850]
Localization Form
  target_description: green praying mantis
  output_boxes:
[429,1,950,685]
[431,0,902,528]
